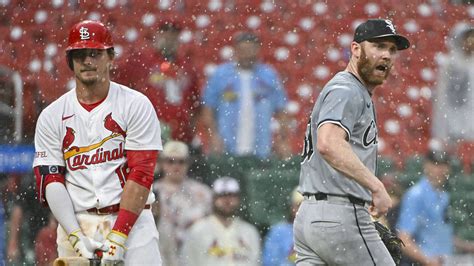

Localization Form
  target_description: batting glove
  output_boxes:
[68,230,105,259]
[101,230,127,264]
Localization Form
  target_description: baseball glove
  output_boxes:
[374,221,404,265]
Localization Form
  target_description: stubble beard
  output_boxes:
[213,204,238,219]
[75,71,100,86]
[357,47,389,87]
[75,63,110,86]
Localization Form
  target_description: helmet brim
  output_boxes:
[66,40,113,51]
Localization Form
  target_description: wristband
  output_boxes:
[112,208,139,236]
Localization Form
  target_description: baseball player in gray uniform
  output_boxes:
[294,19,410,265]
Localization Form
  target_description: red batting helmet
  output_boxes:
[66,20,113,51]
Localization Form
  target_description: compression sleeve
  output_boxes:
[45,182,81,235]
[125,150,158,189]
[34,165,66,206]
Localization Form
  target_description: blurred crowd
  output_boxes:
[0,2,473,265]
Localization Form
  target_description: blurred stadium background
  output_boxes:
[0,0,473,264]
[1,0,473,163]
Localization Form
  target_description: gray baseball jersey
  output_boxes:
[299,71,378,202]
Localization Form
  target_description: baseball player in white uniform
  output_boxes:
[33,20,162,265]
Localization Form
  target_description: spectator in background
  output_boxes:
[431,23,474,147]
[181,176,261,266]
[5,174,51,265]
[0,65,16,144]
[152,141,212,266]
[34,214,57,266]
[201,32,288,159]
[396,149,474,265]
[114,20,200,144]
[262,187,303,266]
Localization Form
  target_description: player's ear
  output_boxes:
[106,48,115,68]
[351,41,361,59]
[107,48,116,60]
[66,51,74,71]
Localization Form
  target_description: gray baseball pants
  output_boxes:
[293,195,395,266]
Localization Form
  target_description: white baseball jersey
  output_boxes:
[181,215,261,266]
[33,81,162,212]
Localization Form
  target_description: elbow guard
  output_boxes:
[33,165,66,206]
[125,150,158,189]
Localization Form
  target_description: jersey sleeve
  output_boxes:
[124,95,163,151]
[316,87,363,139]
[33,111,65,167]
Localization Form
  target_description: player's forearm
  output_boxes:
[112,150,156,235]
[119,180,149,214]
[318,136,383,193]
[45,182,81,234]
[120,150,156,214]
[111,180,149,237]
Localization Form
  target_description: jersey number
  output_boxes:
[115,164,128,188]
[301,119,314,162]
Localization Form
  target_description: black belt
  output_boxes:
[87,204,151,215]
[303,192,367,207]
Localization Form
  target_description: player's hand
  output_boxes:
[370,184,392,218]
[68,230,105,259]
[101,230,127,264]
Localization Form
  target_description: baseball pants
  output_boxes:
[293,195,395,266]
[57,209,162,265]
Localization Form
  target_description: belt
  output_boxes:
[87,204,151,215]
[303,192,368,207]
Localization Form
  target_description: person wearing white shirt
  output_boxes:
[181,177,261,266]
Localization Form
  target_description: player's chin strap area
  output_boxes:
[353,203,376,266]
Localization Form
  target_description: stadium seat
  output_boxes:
[0,0,471,166]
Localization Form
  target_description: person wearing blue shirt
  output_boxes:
[396,149,474,265]
[201,32,288,158]
[262,188,303,266]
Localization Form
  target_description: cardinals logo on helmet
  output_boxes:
[79,27,90,40]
